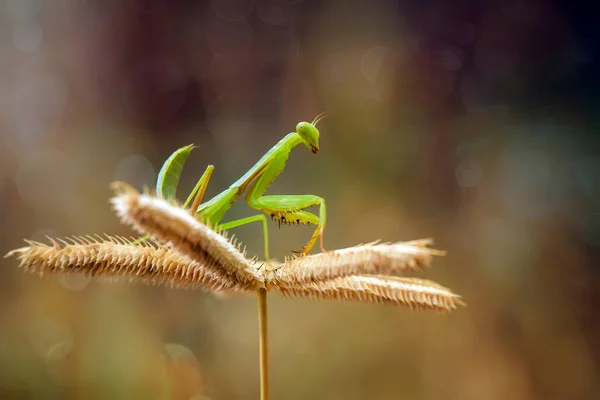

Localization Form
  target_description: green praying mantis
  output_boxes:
[154,113,328,260]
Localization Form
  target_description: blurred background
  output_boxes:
[0,0,598,399]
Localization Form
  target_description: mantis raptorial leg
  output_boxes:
[184,165,214,211]
[156,112,329,260]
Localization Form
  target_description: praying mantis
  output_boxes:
[155,113,328,260]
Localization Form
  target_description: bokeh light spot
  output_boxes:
[164,343,199,364]
[46,341,73,362]
[29,316,74,360]
[59,273,92,291]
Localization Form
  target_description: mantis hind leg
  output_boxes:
[247,194,327,255]
[216,215,271,261]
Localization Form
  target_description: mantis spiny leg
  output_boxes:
[246,194,327,256]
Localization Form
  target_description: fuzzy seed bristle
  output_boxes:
[110,182,264,290]
[273,240,444,285]
[276,275,465,311]
[4,236,254,292]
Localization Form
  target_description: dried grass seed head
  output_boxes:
[4,236,252,292]
[273,239,445,285]
[277,274,465,311]
[110,182,263,289]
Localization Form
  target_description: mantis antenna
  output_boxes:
[312,111,328,126]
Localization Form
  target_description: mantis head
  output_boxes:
[296,112,327,154]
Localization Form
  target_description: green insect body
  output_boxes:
[156,144,194,201]
[157,115,328,260]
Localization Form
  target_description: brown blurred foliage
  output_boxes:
[1,0,598,399]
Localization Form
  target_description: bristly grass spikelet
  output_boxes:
[4,236,250,292]
[110,181,264,290]
[272,239,445,285]
[275,275,464,311]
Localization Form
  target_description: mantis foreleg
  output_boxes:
[246,194,327,255]
[183,165,214,210]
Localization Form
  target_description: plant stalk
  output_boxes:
[257,288,269,400]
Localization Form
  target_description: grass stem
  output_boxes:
[258,288,269,400]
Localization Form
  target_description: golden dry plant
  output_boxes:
[4,181,465,400]
[5,182,465,311]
